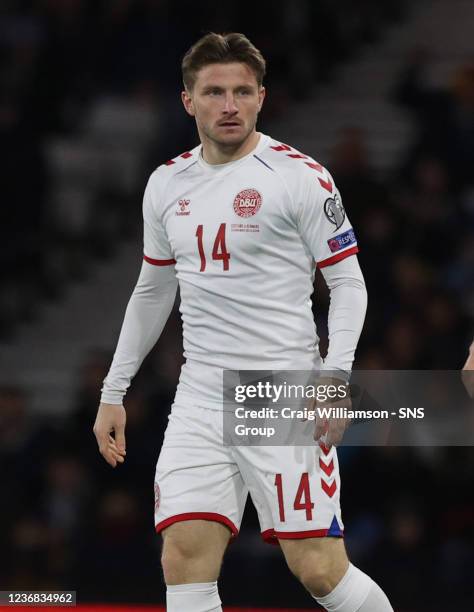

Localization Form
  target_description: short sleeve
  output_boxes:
[143,176,176,266]
[296,167,358,268]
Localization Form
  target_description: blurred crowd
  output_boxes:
[1,1,473,610]
[0,0,406,337]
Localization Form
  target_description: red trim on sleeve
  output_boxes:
[317,245,359,269]
[143,255,176,266]
[155,512,239,537]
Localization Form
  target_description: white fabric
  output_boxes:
[154,401,344,540]
[100,253,365,406]
[355,579,394,611]
[136,133,362,405]
[320,255,367,374]
[100,262,177,404]
[314,563,393,611]
[166,581,222,612]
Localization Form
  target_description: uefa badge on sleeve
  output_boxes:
[327,229,357,252]
[324,193,345,230]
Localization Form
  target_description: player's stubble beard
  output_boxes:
[201,117,258,155]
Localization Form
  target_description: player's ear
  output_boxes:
[182,89,195,117]
[257,86,266,112]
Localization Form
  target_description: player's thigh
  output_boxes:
[162,519,231,559]
[279,535,349,583]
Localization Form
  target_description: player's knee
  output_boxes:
[286,549,333,595]
[299,556,337,596]
[284,541,349,597]
[161,544,192,584]
[161,543,208,584]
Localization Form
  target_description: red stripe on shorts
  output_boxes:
[261,527,344,545]
[155,512,239,537]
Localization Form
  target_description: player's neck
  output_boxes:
[201,131,261,165]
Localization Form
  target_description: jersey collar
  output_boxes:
[197,133,270,173]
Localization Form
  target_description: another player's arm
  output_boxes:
[461,338,474,398]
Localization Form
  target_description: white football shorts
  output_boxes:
[154,399,344,544]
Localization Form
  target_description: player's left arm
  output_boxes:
[295,167,367,445]
[320,254,367,374]
[313,255,367,446]
[295,166,367,374]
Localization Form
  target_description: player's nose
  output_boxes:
[223,93,238,114]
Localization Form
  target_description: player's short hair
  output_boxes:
[182,32,266,91]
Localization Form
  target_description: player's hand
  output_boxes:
[308,377,351,448]
[93,403,127,467]
[461,338,474,399]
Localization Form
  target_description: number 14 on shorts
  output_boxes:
[274,473,314,521]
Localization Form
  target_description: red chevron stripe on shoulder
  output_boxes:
[305,161,323,172]
[318,176,333,193]
[271,143,333,194]
[305,161,333,193]
[164,151,193,166]
[270,143,292,152]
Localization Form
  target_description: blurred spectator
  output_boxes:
[396,49,474,189]
[75,488,159,601]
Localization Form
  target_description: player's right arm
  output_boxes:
[94,174,178,467]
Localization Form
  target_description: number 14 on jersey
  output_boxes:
[195,223,231,272]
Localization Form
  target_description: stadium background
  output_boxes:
[0,0,473,610]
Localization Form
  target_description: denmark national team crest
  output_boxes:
[324,193,345,231]
[233,189,262,218]
[154,482,161,512]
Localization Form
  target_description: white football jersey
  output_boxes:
[143,134,358,404]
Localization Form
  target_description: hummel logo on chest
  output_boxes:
[176,199,191,216]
